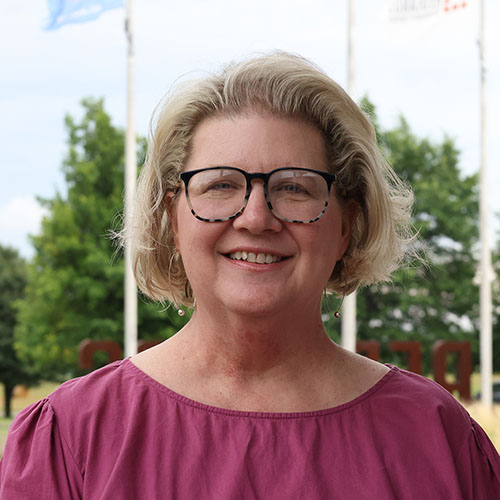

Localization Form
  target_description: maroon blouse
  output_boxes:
[1,359,499,499]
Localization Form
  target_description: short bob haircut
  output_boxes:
[123,52,415,308]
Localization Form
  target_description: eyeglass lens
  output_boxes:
[186,168,330,223]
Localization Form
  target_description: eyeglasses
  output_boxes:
[179,166,337,224]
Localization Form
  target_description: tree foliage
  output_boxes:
[0,246,33,417]
[15,99,186,381]
[326,100,482,372]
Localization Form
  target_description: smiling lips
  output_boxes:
[228,251,284,264]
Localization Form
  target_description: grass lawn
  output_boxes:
[1,375,499,458]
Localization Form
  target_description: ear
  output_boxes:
[340,199,358,254]
[165,191,179,244]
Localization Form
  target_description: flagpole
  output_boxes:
[341,0,357,353]
[478,0,492,408]
[124,0,138,357]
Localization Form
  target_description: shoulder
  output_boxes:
[375,365,469,413]
[48,358,137,411]
[4,359,137,440]
[9,359,142,437]
[46,358,155,441]
[31,359,161,472]
[339,366,500,498]
[366,366,473,448]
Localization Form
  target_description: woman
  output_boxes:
[1,52,499,499]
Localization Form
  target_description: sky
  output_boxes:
[1,0,499,259]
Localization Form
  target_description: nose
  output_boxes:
[232,181,282,234]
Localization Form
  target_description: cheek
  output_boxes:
[176,216,219,260]
[310,217,345,264]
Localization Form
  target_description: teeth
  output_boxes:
[228,251,283,264]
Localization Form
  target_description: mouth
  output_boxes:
[226,251,286,264]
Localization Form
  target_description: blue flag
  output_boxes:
[44,0,124,30]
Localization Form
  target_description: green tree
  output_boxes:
[0,246,33,417]
[325,102,480,372]
[15,99,186,381]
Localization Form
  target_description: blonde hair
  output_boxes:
[123,52,415,307]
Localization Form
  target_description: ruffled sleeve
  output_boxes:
[0,399,83,500]
[455,417,500,499]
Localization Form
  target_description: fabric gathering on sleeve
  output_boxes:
[453,417,500,499]
[0,398,83,500]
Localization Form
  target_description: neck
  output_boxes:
[175,298,335,382]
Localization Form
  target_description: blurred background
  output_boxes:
[1,0,499,452]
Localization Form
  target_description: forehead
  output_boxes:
[185,112,328,172]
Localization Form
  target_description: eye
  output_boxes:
[272,182,310,196]
[204,179,243,192]
[281,183,307,193]
[195,177,245,198]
